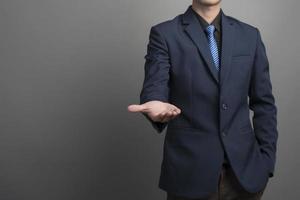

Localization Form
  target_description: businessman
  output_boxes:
[128,0,278,199]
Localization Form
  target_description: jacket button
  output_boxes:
[222,103,228,110]
[222,131,226,136]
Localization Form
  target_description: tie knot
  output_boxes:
[205,25,215,35]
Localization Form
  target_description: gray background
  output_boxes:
[0,0,299,199]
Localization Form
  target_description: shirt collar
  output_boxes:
[192,9,222,32]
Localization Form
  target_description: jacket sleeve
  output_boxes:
[248,28,278,178]
[139,25,171,134]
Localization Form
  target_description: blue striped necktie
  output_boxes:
[205,25,220,71]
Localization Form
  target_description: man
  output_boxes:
[128,0,278,199]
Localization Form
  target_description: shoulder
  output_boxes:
[149,14,181,35]
[226,15,259,35]
[226,14,266,50]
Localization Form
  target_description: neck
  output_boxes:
[192,1,221,24]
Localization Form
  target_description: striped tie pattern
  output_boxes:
[205,25,220,71]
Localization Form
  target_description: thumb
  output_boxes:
[127,104,148,113]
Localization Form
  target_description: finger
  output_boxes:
[174,106,181,113]
[174,109,181,115]
[161,109,174,122]
[172,110,178,116]
[170,105,180,113]
[158,111,167,119]
[168,106,179,115]
[169,110,179,120]
[127,104,148,113]
[159,111,169,122]
[169,114,177,120]
[174,108,181,114]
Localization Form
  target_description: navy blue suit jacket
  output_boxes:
[139,5,278,199]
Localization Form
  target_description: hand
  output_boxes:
[128,100,181,123]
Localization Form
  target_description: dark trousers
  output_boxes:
[166,163,268,200]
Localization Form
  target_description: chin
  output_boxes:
[196,0,221,6]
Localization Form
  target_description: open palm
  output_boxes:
[128,100,181,123]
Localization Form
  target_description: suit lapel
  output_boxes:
[219,10,235,88]
[182,6,219,84]
[182,6,235,87]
